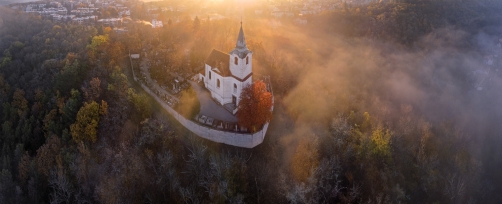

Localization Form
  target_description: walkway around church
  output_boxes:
[189,81,238,122]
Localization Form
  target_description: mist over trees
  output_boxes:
[1,0,502,203]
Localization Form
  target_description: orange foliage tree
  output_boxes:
[236,80,273,133]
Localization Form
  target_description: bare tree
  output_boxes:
[444,173,466,203]
[49,169,73,204]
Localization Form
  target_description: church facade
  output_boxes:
[199,23,253,114]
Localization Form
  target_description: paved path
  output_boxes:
[139,59,179,102]
[189,81,238,122]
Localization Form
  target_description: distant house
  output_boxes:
[294,18,307,25]
[271,11,284,18]
[97,18,123,27]
[152,19,163,28]
[130,54,140,59]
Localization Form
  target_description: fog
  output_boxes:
[232,10,502,201]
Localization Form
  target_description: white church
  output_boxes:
[198,23,253,115]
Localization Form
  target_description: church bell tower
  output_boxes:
[229,21,253,80]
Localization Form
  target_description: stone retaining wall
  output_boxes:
[140,82,268,148]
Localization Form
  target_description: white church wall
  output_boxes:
[229,53,253,80]
[205,66,225,104]
[204,65,212,88]
[243,53,253,78]
[230,76,253,105]
[222,77,233,104]
[204,65,254,106]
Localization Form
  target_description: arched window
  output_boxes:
[234,57,238,65]
[246,56,249,65]
[234,83,237,93]
[209,71,211,79]
[217,79,220,88]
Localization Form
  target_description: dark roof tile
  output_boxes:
[205,49,230,76]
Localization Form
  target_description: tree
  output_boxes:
[35,135,61,177]
[62,89,82,126]
[177,86,200,119]
[86,35,109,61]
[54,59,83,95]
[100,100,108,116]
[0,169,16,203]
[70,101,101,143]
[12,88,28,118]
[127,88,151,120]
[236,80,273,132]
[370,128,392,160]
[193,16,200,31]
[291,135,319,183]
[83,77,101,101]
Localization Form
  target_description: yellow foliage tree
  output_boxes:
[127,88,151,120]
[370,128,392,159]
[100,100,108,116]
[70,101,101,143]
[291,135,319,182]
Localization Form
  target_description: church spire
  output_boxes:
[235,20,247,49]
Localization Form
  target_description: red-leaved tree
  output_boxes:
[237,80,273,133]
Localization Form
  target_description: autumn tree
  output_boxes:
[70,101,102,143]
[12,88,28,118]
[83,77,101,101]
[291,135,319,183]
[86,35,109,63]
[236,80,273,132]
[100,100,108,116]
[35,135,62,177]
[177,86,200,119]
[370,127,392,161]
[127,88,152,120]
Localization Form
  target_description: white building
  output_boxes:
[199,23,253,114]
[152,19,163,28]
[294,18,307,25]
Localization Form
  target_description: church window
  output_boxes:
[234,57,238,65]
[209,71,211,79]
[234,83,237,93]
[246,56,249,65]
[217,79,220,88]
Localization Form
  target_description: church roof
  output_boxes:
[205,49,230,76]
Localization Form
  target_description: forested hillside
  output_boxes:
[1,0,502,203]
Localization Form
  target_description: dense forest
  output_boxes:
[1,0,502,203]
